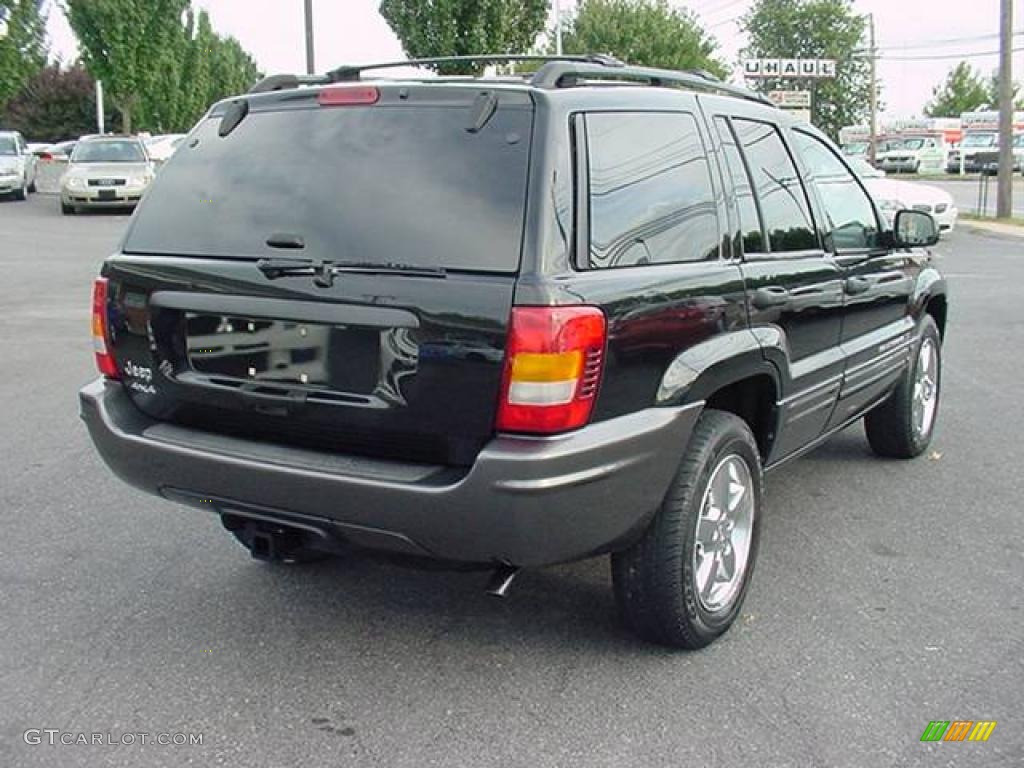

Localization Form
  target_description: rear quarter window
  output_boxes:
[585,111,719,268]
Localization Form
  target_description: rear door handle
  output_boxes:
[845,276,872,295]
[751,286,791,309]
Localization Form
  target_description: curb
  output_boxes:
[959,220,1024,240]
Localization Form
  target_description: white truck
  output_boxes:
[947,111,1024,174]
[877,119,960,175]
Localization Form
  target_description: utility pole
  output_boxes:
[868,14,878,167]
[554,0,563,55]
[96,80,105,135]
[304,0,315,75]
[997,0,1014,218]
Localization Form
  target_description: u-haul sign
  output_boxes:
[743,59,837,79]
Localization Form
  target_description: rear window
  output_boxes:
[73,140,147,163]
[123,98,534,273]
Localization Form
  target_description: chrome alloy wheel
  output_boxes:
[912,338,939,439]
[693,454,756,613]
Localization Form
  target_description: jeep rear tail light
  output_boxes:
[92,277,119,379]
[496,306,606,434]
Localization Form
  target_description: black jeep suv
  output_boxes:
[80,55,948,649]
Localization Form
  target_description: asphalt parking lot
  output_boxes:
[0,193,1021,767]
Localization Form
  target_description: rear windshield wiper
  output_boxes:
[257,258,446,286]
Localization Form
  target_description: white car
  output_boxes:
[862,177,958,234]
[60,136,155,214]
[144,133,187,165]
[0,130,38,200]
[845,157,956,234]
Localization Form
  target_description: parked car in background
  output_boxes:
[946,130,997,173]
[861,175,958,234]
[976,133,1024,175]
[145,133,187,165]
[877,135,947,174]
[37,140,78,162]
[0,130,38,200]
[59,135,155,214]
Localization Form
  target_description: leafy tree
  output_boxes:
[558,0,726,78]
[0,0,47,110]
[206,34,259,108]
[741,0,870,140]
[379,0,549,75]
[986,71,1023,112]
[63,0,260,134]
[2,63,120,141]
[924,62,991,117]
[63,0,190,134]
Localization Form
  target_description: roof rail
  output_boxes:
[248,54,773,107]
[249,73,331,94]
[324,53,623,83]
[529,61,774,106]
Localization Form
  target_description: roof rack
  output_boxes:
[325,54,624,83]
[249,53,773,107]
[249,54,624,93]
[529,61,773,106]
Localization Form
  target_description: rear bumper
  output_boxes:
[79,379,701,566]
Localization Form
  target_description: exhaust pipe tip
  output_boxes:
[485,564,520,598]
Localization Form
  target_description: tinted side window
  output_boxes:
[587,112,719,268]
[714,117,766,254]
[731,119,817,253]
[791,130,879,251]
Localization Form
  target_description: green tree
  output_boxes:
[2,63,120,141]
[986,71,1023,112]
[741,0,870,140]
[63,0,190,133]
[63,0,260,134]
[924,62,990,117]
[206,33,259,108]
[379,0,549,75]
[559,0,726,78]
[0,0,47,110]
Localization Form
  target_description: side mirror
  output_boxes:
[894,209,939,248]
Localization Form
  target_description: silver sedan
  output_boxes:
[60,137,155,214]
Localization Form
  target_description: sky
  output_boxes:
[40,0,1024,120]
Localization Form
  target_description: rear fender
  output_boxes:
[656,330,781,407]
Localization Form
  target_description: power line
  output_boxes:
[694,0,748,20]
[881,46,1024,61]
[878,30,1024,51]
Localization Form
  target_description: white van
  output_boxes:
[878,135,947,174]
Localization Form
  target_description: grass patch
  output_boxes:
[961,212,1024,227]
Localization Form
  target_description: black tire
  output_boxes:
[28,180,37,193]
[612,410,763,649]
[864,315,942,459]
[60,202,74,215]
[226,520,328,565]
[13,180,27,201]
